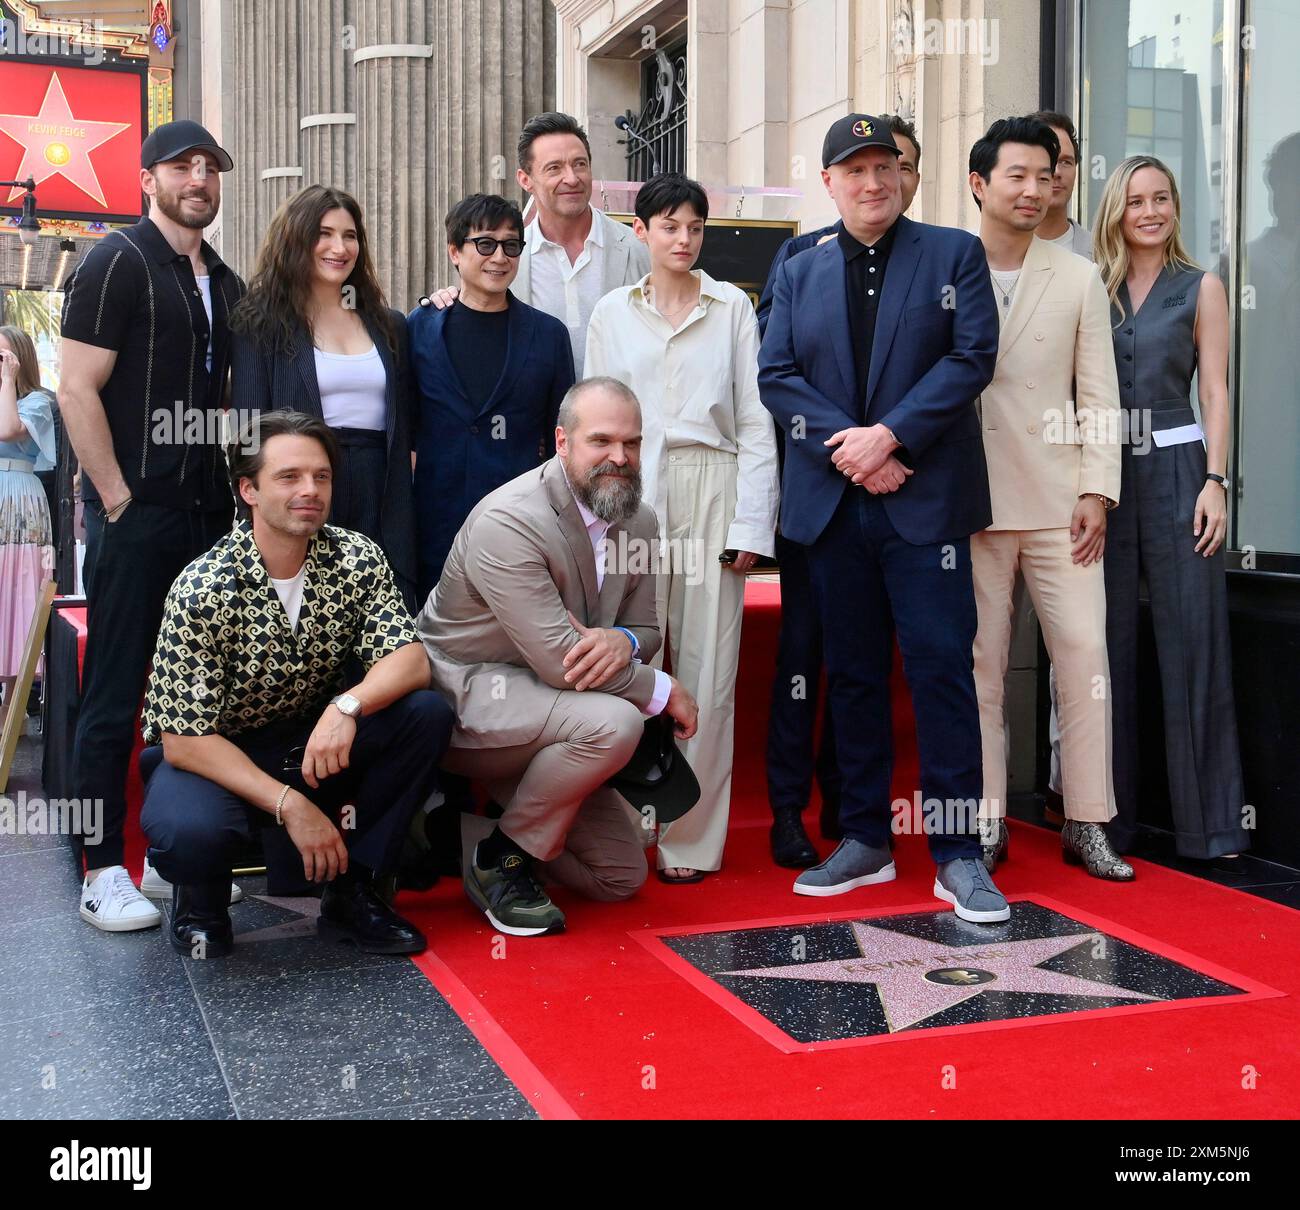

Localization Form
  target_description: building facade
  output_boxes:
[197,0,556,310]
[556,0,1297,859]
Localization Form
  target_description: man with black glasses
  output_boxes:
[409,194,575,598]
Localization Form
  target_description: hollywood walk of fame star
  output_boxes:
[0,72,132,207]
[232,894,320,945]
[720,921,1162,1032]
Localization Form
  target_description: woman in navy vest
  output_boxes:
[230,186,416,607]
[1092,156,1249,863]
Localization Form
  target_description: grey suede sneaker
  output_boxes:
[793,838,895,897]
[933,857,1011,923]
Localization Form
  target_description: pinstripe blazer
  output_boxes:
[228,308,416,604]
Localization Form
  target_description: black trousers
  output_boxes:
[141,691,454,886]
[74,500,231,870]
[766,531,840,815]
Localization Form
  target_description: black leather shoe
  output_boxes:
[170,882,234,959]
[318,876,427,954]
[770,811,818,868]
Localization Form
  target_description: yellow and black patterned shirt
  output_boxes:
[142,521,418,743]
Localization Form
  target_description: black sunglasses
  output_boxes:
[463,236,524,258]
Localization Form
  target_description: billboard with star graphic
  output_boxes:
[0,58,146,224]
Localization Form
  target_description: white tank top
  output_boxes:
[314,345,386,431]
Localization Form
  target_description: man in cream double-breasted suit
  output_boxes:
[967,117,1129,881]
[416,378,698,936]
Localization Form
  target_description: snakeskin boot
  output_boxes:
[979,817,1008,872]
[1062,820,1135,881]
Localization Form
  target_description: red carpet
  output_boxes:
[404,581,1298,1119]
[407,823,1297,1119]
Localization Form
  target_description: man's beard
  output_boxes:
[154,182,219,230]
[573,461,642,523]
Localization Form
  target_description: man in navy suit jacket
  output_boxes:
[409,195,575,600]
[759,114,1009,923]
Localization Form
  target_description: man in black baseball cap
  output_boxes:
[821,112,903,168]
[59,116,246,934]
[139,119,234,173]
[759,107,1006,923]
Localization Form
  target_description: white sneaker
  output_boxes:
[140,856,243,904]
[80,866,162,932]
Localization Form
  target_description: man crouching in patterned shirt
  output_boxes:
[139,410,454,959]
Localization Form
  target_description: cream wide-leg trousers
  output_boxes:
[650,446,745,872]
[971,526,1117,823]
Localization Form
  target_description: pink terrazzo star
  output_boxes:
[721,922,1161,1032]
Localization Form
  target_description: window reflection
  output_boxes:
[1236,1,1300,556]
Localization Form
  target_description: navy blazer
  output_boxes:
[758,215,998,547]
[407,296,575,597]
[228,308,417,604]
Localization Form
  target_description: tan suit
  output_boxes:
[974,236,1121,822]
[416,456,663,900]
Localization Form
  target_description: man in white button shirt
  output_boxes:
[586,173,780,883]
[415,379,699,935]
[421,112,649,375]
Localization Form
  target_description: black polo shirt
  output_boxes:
[839,219,899,421]
[60,216,246,511]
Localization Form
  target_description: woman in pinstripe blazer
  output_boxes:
[230,185,417,607]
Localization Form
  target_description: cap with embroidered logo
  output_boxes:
[822,113,902,169]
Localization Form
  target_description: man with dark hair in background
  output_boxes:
[421,112,649,375]
[1030,111,1092,259]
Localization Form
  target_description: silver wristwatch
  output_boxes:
[331,693,363,719]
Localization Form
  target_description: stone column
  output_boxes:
[299,0,357,191]
[221,0,302,276]
[352,0,555,308]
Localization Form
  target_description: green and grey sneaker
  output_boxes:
[465,846,566,937]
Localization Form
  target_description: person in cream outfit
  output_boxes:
[966,117,1130,881]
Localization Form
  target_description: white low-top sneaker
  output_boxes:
[140,857,243,904]
[80,866,162,932]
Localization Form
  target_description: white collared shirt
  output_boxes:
[584,269,779,557]
[526,203,607,375]
[568,479,672,717]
